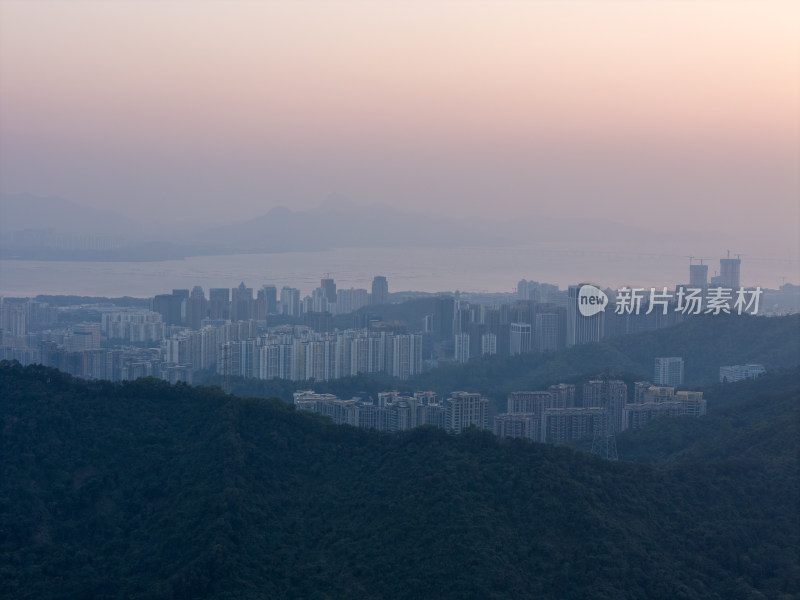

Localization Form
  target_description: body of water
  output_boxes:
[0,245,794,298]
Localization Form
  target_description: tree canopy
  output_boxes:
[1,361,797,598]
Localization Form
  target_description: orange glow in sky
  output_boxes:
[1,1,798,254]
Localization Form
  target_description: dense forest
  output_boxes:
[1,361,797,599]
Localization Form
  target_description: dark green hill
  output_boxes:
[604,313,800,385]
[617,368,800,464]
[1,361,798,599]
[410,314,800,395]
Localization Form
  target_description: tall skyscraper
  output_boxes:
[231,282,254,322]
[311,287,333,313]
[433,295,455,341]
[371,275,389,305]
[152,293,182,326]
[185,286,207,329]
[481,333,497,356]
[534,303,565,352]
[566,284,604,347]
[320,278,337,304]
[391,333,423,379]
[172,289,190,326]
[454,332,470,363]
[260,285,278,314]
[0,301,27,337]
[719,256,741,289]
[280,286,301,317]
[509,322,532,355]
[208,288,231,320]
[654,357,684,387]
[255,287,268,321]
[689,263,708,288]
[452,299,472,335]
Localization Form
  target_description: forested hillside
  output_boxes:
[1,362,798,599]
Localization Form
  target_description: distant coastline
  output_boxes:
[2,246,797,300]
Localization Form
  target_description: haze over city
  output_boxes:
[1,1,798,266]
[2,3,800,599]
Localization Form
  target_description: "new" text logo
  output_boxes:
[578,284,608,317]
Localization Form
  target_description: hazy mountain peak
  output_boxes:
[266,205,295,216]
[311,192,362,214]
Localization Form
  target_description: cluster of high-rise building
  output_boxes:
[435,295,570,364]
[0,275,396,382]
[294,390,488,434]
[296,379,705,444]
[444,254,748,362]
[153,275,389,326]
[494,380,706,445]
[436,255,748,363]
[2,303,428,385]
[102,309,167,342]
[0,254,776,389]
[217,327,423,382]
[152,275,389,326]
[686,253,741,290]
[627,383,707,429]
[436,283,685,365]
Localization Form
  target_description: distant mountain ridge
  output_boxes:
[0,192,743,260]
[0,193,140,238]
[192,203,508,253]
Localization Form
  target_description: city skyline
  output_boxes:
[1,3,797,588]
[2,263,791,390]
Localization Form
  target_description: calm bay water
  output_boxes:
[0,245,792,298]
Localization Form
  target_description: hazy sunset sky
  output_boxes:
[1,1,798,247]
